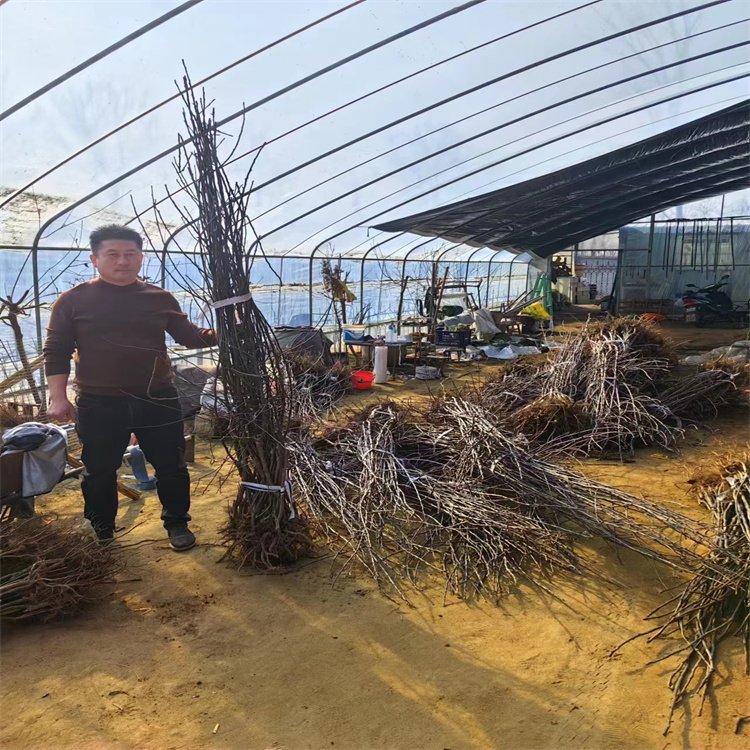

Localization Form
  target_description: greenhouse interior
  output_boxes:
[2,0,749,392]
[1,0,750,748]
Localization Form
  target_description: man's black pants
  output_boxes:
[76,388,190,534]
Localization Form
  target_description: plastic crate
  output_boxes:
[435,329,471,347]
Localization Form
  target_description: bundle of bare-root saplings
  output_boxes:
[469,319,748,457]
[630,452,750,733]
[289,399,716,603]
[161,77,312,568]
[0,516,118,622]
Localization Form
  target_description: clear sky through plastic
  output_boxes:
[1,0,748,258]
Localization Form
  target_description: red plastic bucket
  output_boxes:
[351,370,375,390]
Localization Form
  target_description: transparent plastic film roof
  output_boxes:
[1,0,749,262]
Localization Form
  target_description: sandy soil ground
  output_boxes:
[1,322,748,750]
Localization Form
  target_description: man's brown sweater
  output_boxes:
[44,279,216,396]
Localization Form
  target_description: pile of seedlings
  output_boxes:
[289,398,713,602]
[286,352,351,421]
[158,76,312,568]
[659,364,747,421]
[637,451,750,733]
[471,319,747,457]
[0,516,119,622]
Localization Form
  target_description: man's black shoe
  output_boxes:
[96,528,115,546]
[168,525,196,552]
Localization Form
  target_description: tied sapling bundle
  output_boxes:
[290,398,714,603]
[0,516,119,622]
[464,323,682,457]
[629,452,750,734]
[167,76,312,567]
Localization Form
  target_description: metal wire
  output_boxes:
[0,0,206,121]
[24,0,489,256]
[138,0,606,256]
[299,73,749,317]
[259,42,750,245]
[247,0,738,212]
[128,0,604,227]
[368,93,747,264]
[24,0,490,354]
[250,18,749,225]
[372,97,750,267]
[155,0,738,268]
[372,98,748,264]
[0,0,367,210]
[330,75,749,245]
[24,0,730,263]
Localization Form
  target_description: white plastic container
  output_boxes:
[373,346,389,383]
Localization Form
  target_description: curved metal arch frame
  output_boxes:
[22,2,747,363]
[299,71,750,322]
[386,107,749,256]
[328,93,749,319]
[130,0,615,260]
[135,0,605,230]
[247,16,748,231]
[351,90,749,269]
[27,0,489,349]
[29,0,734,274]
[352,232,490,328]
[0,0,205,122]
[180,82,750,325]
[258,38,750,248]
[0,0,367,210]
[353,239,508,332]
[28,0,736,301]
[367,117,749,283]
[356,232,413,315]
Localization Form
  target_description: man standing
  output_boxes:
[44,224,216,550]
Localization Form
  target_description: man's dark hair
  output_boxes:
[90,224,143,253]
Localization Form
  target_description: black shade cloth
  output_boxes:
[373,100,750,257]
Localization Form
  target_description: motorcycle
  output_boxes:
[680,274,749,327]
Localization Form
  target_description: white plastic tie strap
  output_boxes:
[240,481,286,494]
[240,479,296,520]
[211,292,252,309]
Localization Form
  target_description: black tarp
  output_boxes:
[373,100,750,257]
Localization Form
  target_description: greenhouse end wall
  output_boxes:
[616,217,750,314]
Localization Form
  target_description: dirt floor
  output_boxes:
[1,320,749,750]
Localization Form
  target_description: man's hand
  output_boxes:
[45,373,74,423]
[46,398,77,424]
